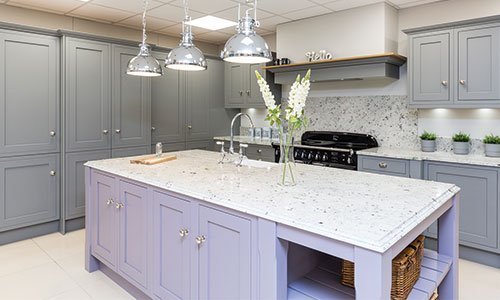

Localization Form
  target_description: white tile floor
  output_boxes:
[0,229,499,299]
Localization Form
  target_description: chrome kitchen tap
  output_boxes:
[229,113,255,154]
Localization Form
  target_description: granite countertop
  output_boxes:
[358,147,500,168]
[85,150,458,253]
[213,136,277,146]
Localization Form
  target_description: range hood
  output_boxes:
[263,53,406,84]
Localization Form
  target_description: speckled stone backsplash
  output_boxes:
[304,95,420,149]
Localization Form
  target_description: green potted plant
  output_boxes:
[420,131,437,152]
[452,132,470,155]
[483,134,500,157]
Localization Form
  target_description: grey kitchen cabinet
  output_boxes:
[457,25,500,102]
[0,30,59,157]
[246,144,275,162]
[65,150,111,220]
[185,62,211,141]
[0,154,59,232]
[111,146,150,158]
[406,19,500,108]
[409,31,452,105]
[224,62,281,109]
[112,45,151,149]
[358,155,423,179]
[425,162,499,250]
[65,38,111,152]
[151,54,184,144]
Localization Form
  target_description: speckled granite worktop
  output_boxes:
[85,150,459,253]
[213,136,277,146]
[358,147,500,168]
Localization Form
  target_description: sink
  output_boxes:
[239,159,275,169]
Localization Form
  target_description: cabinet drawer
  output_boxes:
[358,156,410,177]
[246,144,275,162]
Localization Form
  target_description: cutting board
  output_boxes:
[130,154,177,165]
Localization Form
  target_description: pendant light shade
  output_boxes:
[127,43,163,76]
[127,0,163,77]
[221,1,271,64]
[165,0,207,71]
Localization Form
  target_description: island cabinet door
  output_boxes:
[91,171,117,268]
[152,191,192,300]
[426,162,498,249]
[117,180,149,290]
[198,205,253,300]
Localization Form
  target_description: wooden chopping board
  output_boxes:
[130,154,177,165]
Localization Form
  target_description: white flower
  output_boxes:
[286,74,310,120]
[256,75,277,110]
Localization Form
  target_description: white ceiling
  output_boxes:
[2,0,444,44]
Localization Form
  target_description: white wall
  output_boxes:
[0,4,220,56]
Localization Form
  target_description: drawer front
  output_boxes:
[246,144,275,162]
[358,156,410,177]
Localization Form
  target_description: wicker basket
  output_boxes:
[341,235,425,300]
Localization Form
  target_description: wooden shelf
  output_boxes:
[262,53,407,84]
[287,249,451,300]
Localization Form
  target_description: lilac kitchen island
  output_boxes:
[84,150,460,300]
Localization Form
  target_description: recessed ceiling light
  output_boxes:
[186,16,237,31]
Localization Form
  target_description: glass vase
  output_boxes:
[278,129,296,186]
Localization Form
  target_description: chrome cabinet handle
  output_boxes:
[187,125,192,130]
[239,91,243,96]
[378,162,388,169]
[257,149,262,153]
[459,80,466,85]
[102,129,109,134]
[246,90,250,95]
[179,228,189,237]
[49,170,56,176]
[115,202,124,209]
[195,235,206,245]
[49,131,56,137]
[441,80,447,86]
[106,198,114,205]
[151,127,156,131]
[115,129,121,134]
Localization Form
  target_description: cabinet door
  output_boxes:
[225,63,246,107]
[247,64,266,108]
[198,206,253,300]
[65,150,110,219]
[426,163,498,249]
[0,154,59,232]
[410,32,452,104]
[457,26,500,101]
[112,45,151,148]
[153,191,192,300]
[117,180,148,289]
[0,31,59,156]
[91,171,117,268]
[186,62,210,141]
[66,38,111,152]
[151,52,184,144]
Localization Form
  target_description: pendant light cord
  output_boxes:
[141,0,148,46]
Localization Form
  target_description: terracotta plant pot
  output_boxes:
[453,141,470,155]
[485,144,500,157]
[421,140,436,152]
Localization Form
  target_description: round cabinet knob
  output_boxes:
[49,170,56,176]
[49,131,56,137]
[195,235,206,245]
[441,80,448,86]
[239,91,243,96]
[246,90,250,95]
[115,203,124,209]
[151,127,156,131]
[378,162,388,169]
[459,80,466,85]
[106,198,114,205]
[115,129,121,134]
[179,228,189,237]
[187,125,192,130]
[102,130,109,134]
[257,149,262,153]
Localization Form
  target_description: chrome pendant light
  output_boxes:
[165,0,207,71]
[126,0,163,77]
[221,0,271,64]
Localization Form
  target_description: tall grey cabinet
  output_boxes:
[151,52,238,153]
[0,29,60,242]
[62,37,151,231]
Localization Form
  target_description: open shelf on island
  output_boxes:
[287,249,452,300]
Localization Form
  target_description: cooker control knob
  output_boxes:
[307,152,313,160]
[322,154,328,161]
[301,152,306,159]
